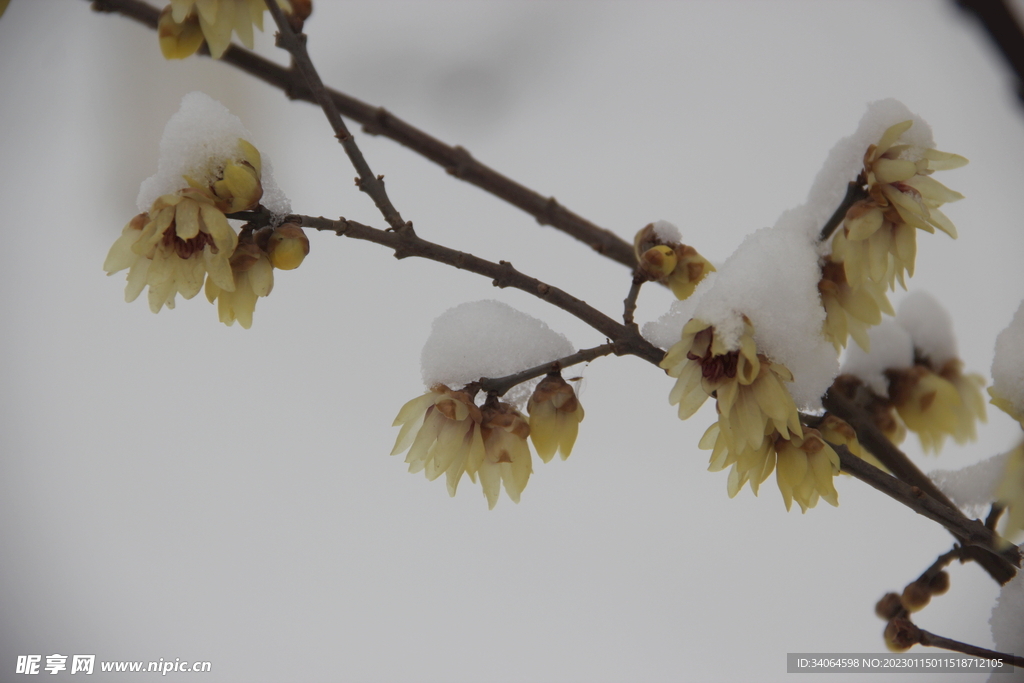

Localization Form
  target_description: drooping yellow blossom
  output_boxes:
[833,120,966,290]
[204,240,273,329]
[105,138,266,315]
[937,359,987,445]
[775,429,841,513]
[527,374,584,462]
[104,190,237,313]
[390,388,532,508]
[634,223,715,300]
[665,317,828,510]
[265,223,310,270]
[817,413,887,472]
[996,442,1024,540]
[478,402,533,508]
[391,385,485,498]
[163,0,293,60]
[887,365,962,453]
[818,258,893,352]
[989,387,1024,430]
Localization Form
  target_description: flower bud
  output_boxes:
[900,581,931,612]
[267,224,310,270]
[875,592,903,621]
[884,617,921,653]
[639,245,678,279]
[928,571,950,596]
[527,374,585,462]
[158,6,204,60]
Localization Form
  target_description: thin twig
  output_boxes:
[263,1,406,232]
[477,343,617,396]
[233,209,665,366]
[918,629,1024,668]
[622,272,645,327]
[833,444,1020,579]
[818,181,868,241]
[88,0,638,267]
[956,0,1024,107]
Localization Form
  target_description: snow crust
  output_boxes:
[651,220,682,244]
[805,98,933,235]
[137,92,290,216]
[897,291,957,366]
[992,300,1024,418]
[988,569,1024,683]
[840,321,914,397]
[420,300,575,395]
[929,452,1010,518]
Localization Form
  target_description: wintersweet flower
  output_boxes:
[162,0,293,60]
[390,385,485,498]
[527,374,584,462]
[204,240,273,328]
[634,223,715,300]
[818,258,893,352]
[937,359,987,445]
[158,6,204,59]
[817,413,887,472]
[775,429,840,513]
[996,442,1024,540]
[833,120,966,290]
[989,387,1024,430]
[104,190,237,313]
[478,402,533,508]
[887,365,962,453]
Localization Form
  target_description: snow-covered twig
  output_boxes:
[476,343,617,397]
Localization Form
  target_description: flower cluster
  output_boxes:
[821,120,966,352]
[634,222,715,300]
[663,317,839,511]
[158,0,308,60]
[105,137,308,327]
[391,376,584,508]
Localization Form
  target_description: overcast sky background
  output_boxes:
[2,1,1023,681]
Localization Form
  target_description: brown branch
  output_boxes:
[956,0,1024,107]
[818,181,868,241]
[88,0,638,268]
[263,0,406,232]
[833,444,1020,582]
[918,629,1024,668]
[622,272,645,327]
[477,343,616,397]
[233,209,665,367]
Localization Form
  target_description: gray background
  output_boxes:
[1,1,1022,681]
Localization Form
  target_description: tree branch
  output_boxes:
[918,629,1024,669]
[263,0,406,232]
[833,444,1020,581]
[956,0,1024,107]
[818,181,868,241]
[88,0,638,267]
[233,209,665,367]
[476,343,617,397]
[622,272,645,327]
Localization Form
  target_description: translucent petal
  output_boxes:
[876,120,914,156]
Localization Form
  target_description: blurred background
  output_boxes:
[1,1,1023,681]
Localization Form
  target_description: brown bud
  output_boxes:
[884,617,921,653]
[875,592,903,621]
[928,571,950,596]
[900,582,931,613]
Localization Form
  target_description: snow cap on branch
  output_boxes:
[137,92,290,216]
[421,300,574,393]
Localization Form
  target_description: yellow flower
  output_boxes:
[204,240,273,328]
[818,258,894,352]
[164,0,292,60]
[390,389,532,508]
[996,442,1024,540]
[775,429,841,513]
[937,359,987,445]
[265,223,310,270]
[989,387,1024,430]
[158,6,204,59]
[391,385,485,498]
[527,374,584,462]
[833,120,966,290]
[634,223,715,300]
[887,365,962,453]
[478,402,533,508]
[817,413,887,472]
[701,419,777,499]
[104,190,237,313]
